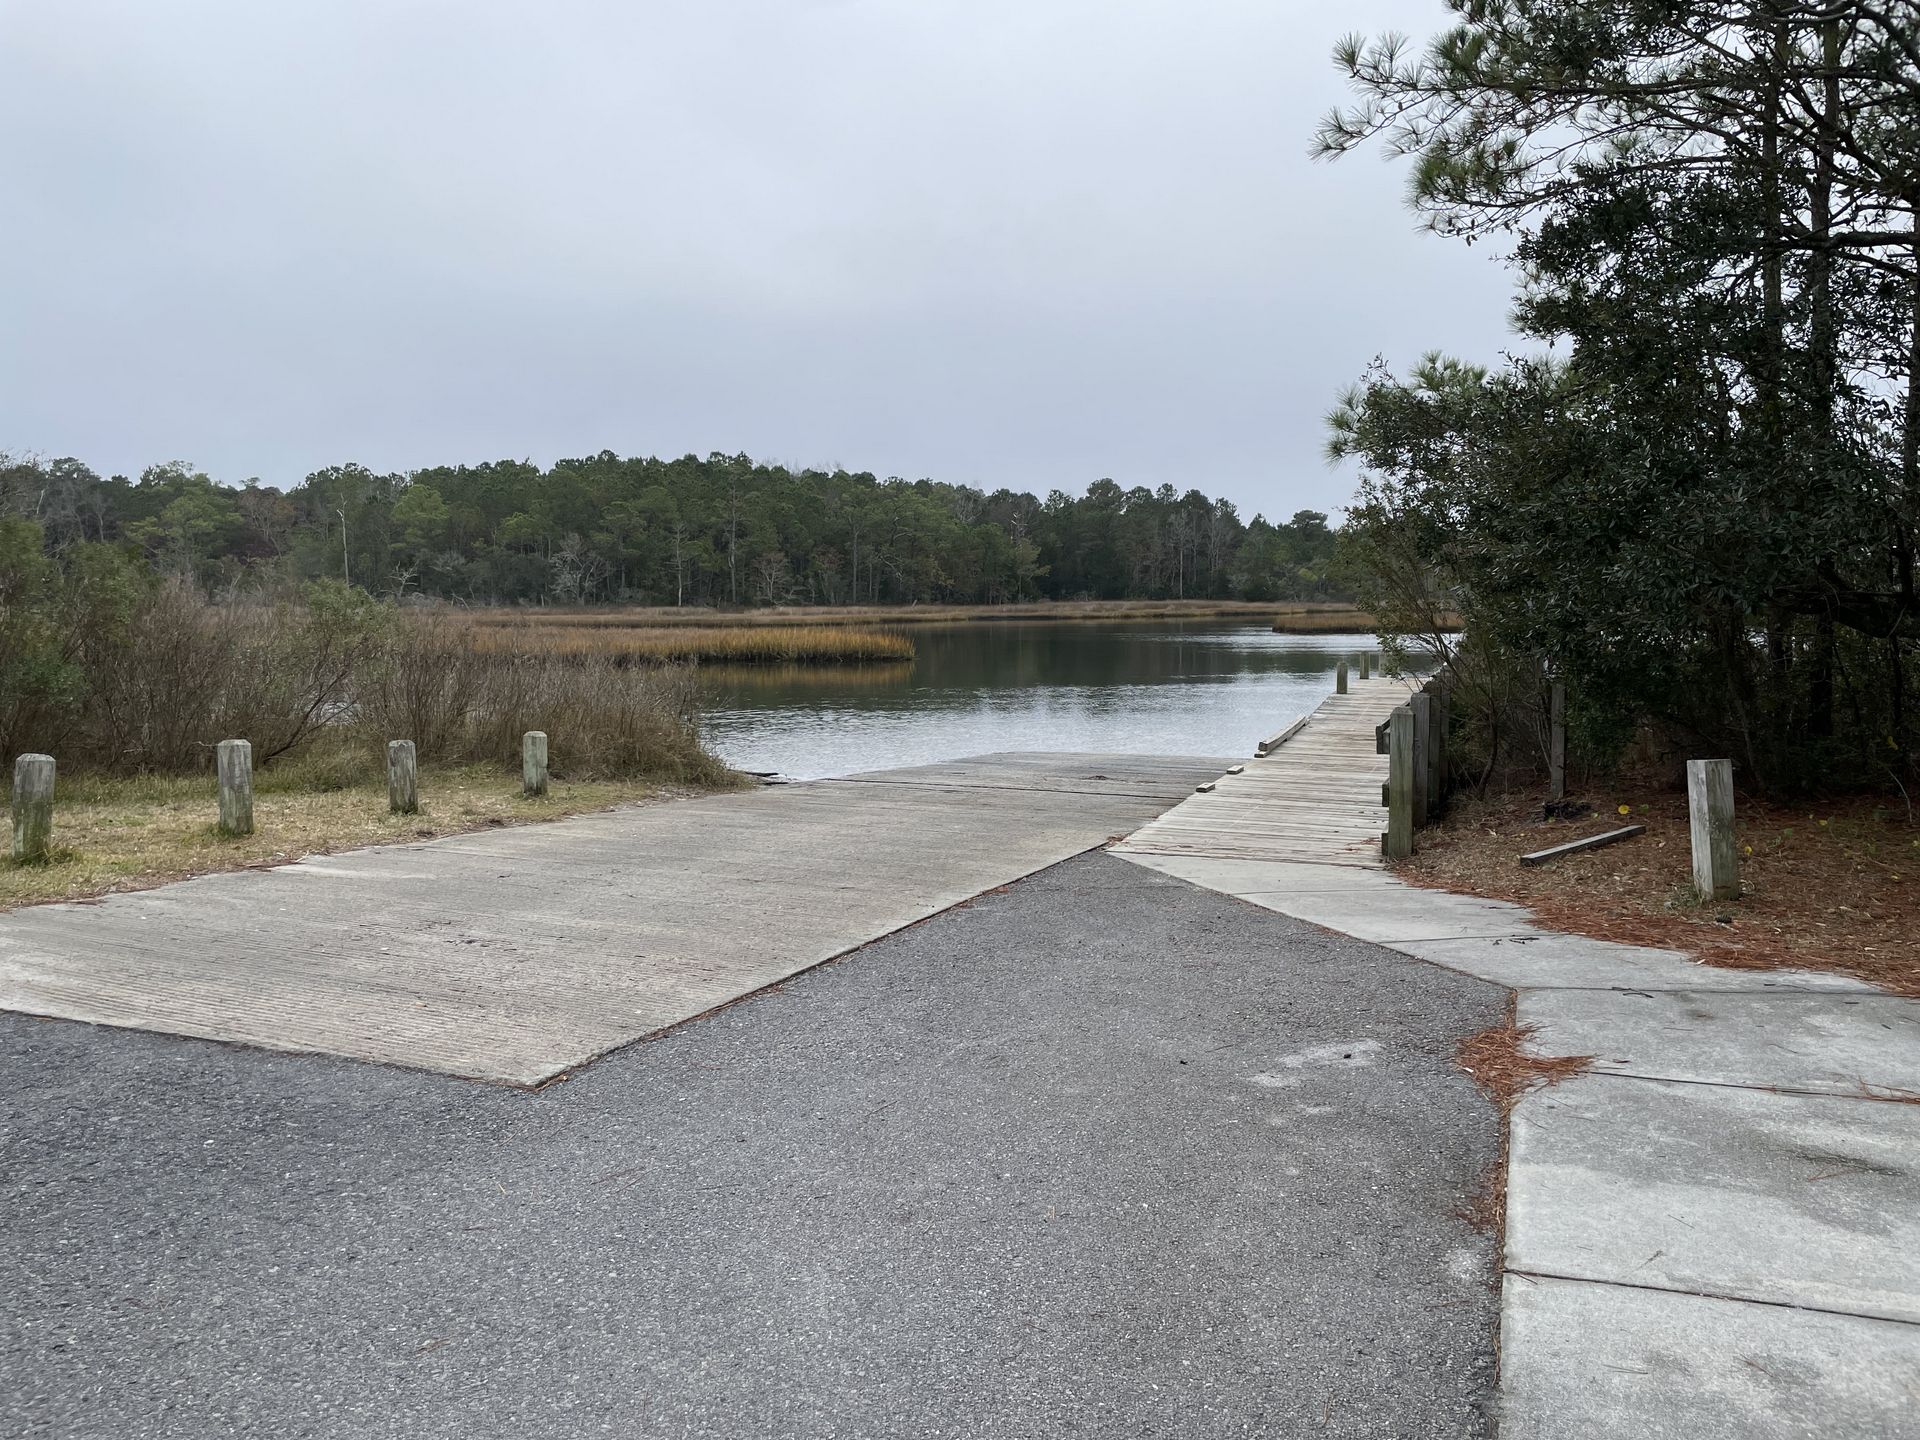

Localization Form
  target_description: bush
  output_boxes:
[0,537,728,785]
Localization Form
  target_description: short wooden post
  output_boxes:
[1548,679,1567,803]
[1358,653,1372,681]
[1409,690,1432,828]
[1383,706,1413,860]
[387,740,419,815]
[1687,759,1738,901]
[216,739,254,837]
[522,731,549,796]
[1335,661,1349,695]
[11,754,56,863]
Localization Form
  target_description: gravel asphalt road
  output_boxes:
[4,851,1506,1439]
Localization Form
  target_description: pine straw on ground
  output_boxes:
[1404,787,1920,996]
[1454,1000,1594,1235]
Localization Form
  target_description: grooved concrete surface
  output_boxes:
[0,753,1222,1085]
[2,853,1507,1440]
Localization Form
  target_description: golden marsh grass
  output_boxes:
[470,622,917,665]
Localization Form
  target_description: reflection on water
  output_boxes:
[699,621,1378,779]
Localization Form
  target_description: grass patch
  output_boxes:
[0,758,728,911]
[470,622,915,665]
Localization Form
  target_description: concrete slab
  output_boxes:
[0,753,1226,1085]
[1509,1073,1920,1322]
[1114,852,1399,893]
[1233,884,1540,944]
[1500,1275,1920,1440]
[1520,988,1920,1095]
[1401,933,1879,994]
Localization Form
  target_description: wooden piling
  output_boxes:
[1358,653,1372,681]
[1336,661,1349,695]
[1687,759,1738,901]
[11,753,56,863]
[388,740,419,815]
[1383,706,1414,860]
[1409,690,1432,829]
[522,731,549,796]
[216,739,254,837]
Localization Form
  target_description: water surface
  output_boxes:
[700,621,1375,779]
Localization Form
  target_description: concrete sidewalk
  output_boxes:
[2,853,1506,1439]
[1119,850,1920,1438]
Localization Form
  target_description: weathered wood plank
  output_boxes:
[1518,825,1645,867]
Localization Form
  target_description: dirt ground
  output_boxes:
[1403,786,1920,997]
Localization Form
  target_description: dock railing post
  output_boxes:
[523,731,549,796]
[1384,707,1414,860]
[1358,653,1372,681]
[1336,661,1349,695]
[1687,759,1738,901]
[11,753,56,863]
[216,738,254,837]
[1409,690,1432,829]
[388,740,419,815]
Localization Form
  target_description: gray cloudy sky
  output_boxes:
[1,0,1516,520]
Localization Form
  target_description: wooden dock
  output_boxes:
[1114,677,1413,868]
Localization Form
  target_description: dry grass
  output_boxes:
[1405,787,1920,995]
[465,598,1316,630]
[469,621,915,665]
[0,754,719,910]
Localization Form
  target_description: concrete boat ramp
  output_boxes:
[7,696,1920,1436]
[0,752,1224,1085]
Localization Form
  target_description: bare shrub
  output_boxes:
[354,609,490,762]
[77,579,386,773]
[461,650,723,782]
[355,612,727,782]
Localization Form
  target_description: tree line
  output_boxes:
[1323,0,1919,793]
[0,451,1348,609]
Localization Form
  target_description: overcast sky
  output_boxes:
[1,0,1517,521]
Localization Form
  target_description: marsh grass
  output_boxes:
[468,621,916,665]
[0,749,719,910]
[464,598,1328,630]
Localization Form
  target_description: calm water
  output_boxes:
[699,621,1377,779]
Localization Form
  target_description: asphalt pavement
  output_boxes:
[4,851,1506,1439]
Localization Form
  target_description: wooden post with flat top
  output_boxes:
[216,739,254,837]
[1687,759,1738,901]
[1409,690,1431,829]
[523,731,549,796]
[11,753,55,863]
[1383,706,1414,860]
[1336,661,1349,695]
[388,740,419,815]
